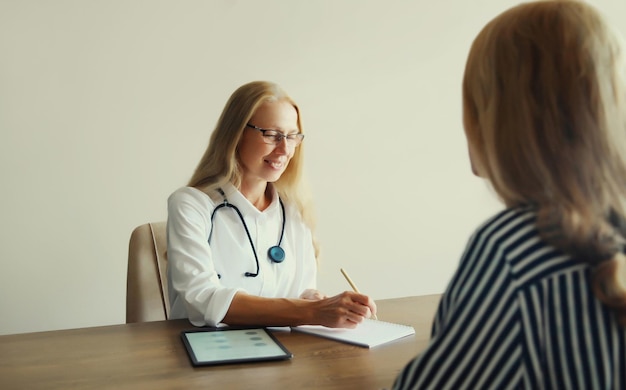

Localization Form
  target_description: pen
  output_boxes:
[340,268,378,320]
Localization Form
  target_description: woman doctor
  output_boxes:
[167,81,376,328]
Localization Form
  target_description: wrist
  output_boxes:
[291,298,318,326]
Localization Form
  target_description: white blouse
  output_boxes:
[166,184,317,327]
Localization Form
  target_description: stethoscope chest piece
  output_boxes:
[268,246,285,263]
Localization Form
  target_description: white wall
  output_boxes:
[1,0,624,335]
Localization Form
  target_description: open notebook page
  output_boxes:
[292,318,415,348]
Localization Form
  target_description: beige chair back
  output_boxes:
[126,222,169,323]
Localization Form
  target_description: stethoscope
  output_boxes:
[208,188,286,277]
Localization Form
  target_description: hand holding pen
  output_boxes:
[300,269,377,328]
[341,268,378,320]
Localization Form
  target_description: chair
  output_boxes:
[126,221,170,323]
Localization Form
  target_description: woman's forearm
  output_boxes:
[222,290,377,328]
[222,292,315,326]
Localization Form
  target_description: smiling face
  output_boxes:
[237,99,299,193]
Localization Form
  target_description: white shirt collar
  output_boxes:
[220,183,279,216]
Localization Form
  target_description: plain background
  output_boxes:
[1,0,625,335]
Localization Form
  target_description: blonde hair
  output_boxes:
[463,0,626,324]
[189,81,318,256]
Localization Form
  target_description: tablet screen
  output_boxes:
[181,328,292,366]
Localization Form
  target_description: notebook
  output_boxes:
[292,318,415,348]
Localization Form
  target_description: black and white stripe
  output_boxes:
[393,207,626,389]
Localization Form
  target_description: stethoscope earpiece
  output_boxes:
[209,188,286,277]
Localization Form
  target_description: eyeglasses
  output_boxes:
[246,123,305,147]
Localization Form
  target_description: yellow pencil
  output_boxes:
[340,268,378,320]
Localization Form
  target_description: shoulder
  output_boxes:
[470,206,577,286]
[167,187,218,233]
[277,197,312,239]
[168,186,215,206]
[278,197,305,222]
[453,207,537,283]
[472,206,537,243]
[465,206,540,261]
[457,207,539,285]
[167,186,219,218]
[280,198,301,218]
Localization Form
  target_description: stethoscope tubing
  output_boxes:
[208,189,286,277]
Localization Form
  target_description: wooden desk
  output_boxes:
[0,294,441,390]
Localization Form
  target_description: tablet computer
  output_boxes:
[181,328,293,366]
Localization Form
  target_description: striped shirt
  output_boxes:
[393,207,626,389]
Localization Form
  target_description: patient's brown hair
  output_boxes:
[463,0,626,324]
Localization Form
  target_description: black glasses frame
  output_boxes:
[245,123,305,146]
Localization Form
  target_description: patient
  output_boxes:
[393,1,626,388]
